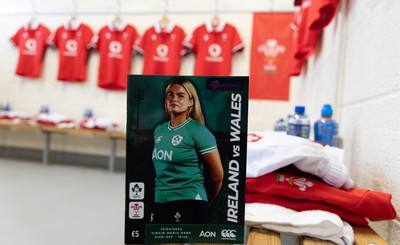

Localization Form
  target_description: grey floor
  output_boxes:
[0,157,125,245]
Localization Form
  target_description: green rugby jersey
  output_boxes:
[152,118,218,203]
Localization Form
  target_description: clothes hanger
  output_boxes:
[113,15,123,27]
[28,15,37,28]
[159,15,170,26]
[211,14,221,26]
[211,0,221,27]
[68,0,78,28]
[113,0,123,28]
[68,15,78,28]
[28,0,38,29]
[159,0,170,30]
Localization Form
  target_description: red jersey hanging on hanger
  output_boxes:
[48,19,94,82]
[134,21,187,75]
[184,20,244,76]
[10,20,51,78]
[292,0,340,61]
[92,22,139,90]
[250,12,294,100]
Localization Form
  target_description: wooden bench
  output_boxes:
[147,226,388,245]
[247,226,388,245]
[0,121,126,171]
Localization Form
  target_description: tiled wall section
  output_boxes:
[295,0,400,243]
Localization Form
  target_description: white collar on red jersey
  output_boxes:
[108,21,127,32]
[206,20,226,33]
[24,18,40,30]
[154,21,175,34]
[64,17,81,30]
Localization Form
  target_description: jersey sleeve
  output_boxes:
[48,27,61,48]
[193,123,217,155]
[308,0,339,31]
[231,25,245,53]
[84,25,95,49]
[10,27,22,46]
[134,27,148,55]
[183,26,199,52]
[177,26,189,56]
[129,25,140,54]
[91,26,104,51]
[90,33,100,50]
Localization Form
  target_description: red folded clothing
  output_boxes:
[246,171,397,222]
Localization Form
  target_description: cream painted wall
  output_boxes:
[0,0,296,157]
[295,0,400,243]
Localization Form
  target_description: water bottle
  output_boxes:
[274,118,287,132]
[40,104,50,113]
[83,108,93,118]
[287,106,310,138]
[4,102,11,112]
[314,104,338,146]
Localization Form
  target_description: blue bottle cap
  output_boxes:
[321,104,333,117]
[294,106,305,114]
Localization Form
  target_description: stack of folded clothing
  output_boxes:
[245,131,397,244]
[35,112,75,128]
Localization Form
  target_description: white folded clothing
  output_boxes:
[247,131,354,189]
[36,112,70,124]
[245,203,354,245]
[80,117,117,130]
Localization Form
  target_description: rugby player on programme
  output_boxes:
[151,78,224,224]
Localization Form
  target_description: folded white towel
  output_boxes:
[245,203,354,245]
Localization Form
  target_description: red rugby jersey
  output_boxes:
[134,22,186,75]
[184,21,244,76]
[92,23,139,90]
[10,21,51,78]
[246,171,397,222]
[292,0,339,60]
[49,20,94,82]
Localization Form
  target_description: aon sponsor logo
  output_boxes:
[221,229,236,239]
[199,230,216,238]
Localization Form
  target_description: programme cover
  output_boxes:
[125,75,248,244]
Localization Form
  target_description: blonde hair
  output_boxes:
[164,79,205,125]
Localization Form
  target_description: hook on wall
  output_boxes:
[30,0,37,16]
[163,0,169,17]
[116,0,122,16]
[71,0,78,18]
[270,0,274,12]
[113,0,123,27]
[214,0,219,15]
[159,0,170,29]
[211,0,221,25]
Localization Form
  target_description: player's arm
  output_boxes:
[202,150,224,206]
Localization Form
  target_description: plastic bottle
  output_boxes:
[274,118,287,132]
[83,108,93,118]
[314,104,338,146]
[4,102,11,112]
[287,106,310,138]
[40,104,49,113]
